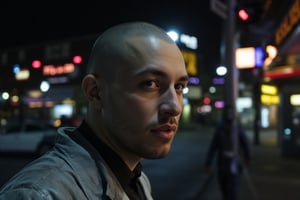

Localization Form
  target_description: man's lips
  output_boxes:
[150,124,177,140]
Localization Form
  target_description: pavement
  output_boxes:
[241,128,300,200]
[143,123,300,200]
[191,125,300,200]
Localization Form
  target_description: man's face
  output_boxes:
[102,36,188,161]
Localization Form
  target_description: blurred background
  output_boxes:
[1,0,299,156]
[0,0,300,197]
[1,0,300,198]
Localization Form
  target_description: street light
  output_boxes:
[216,65,227,76]
[40,81,50,124]
[40,81,50,93]
[167,31,179,42]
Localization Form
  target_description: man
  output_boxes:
[0,22,189,199]
[204,105,251,200]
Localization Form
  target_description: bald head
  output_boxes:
[81,22,188,165]
[86,21,177,83]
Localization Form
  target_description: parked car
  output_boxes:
[0,121,58,155]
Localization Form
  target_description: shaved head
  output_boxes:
[86,21,176,83]
[81,21,187,168]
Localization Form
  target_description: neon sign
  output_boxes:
[43,63,75,76]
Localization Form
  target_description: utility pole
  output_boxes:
[223,0,239,162]
[253,68,262,145]
[211,0,239,165]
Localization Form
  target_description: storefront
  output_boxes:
[263,0,300,157]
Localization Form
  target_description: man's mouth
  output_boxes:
[151,124,177,140]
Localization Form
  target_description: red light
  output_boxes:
[238,9,249,21]
[73,55,82,64]
[203,97,211,105]
[32,60,42,69]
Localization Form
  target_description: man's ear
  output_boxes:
[81,74,102,103]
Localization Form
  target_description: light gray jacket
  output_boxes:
[0,127,153,200]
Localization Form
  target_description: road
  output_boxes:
[142,126,216,200]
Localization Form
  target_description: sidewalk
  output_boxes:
[241,128,300,200]
[198,127,300,200]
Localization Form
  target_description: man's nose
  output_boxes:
[159,88,182,117]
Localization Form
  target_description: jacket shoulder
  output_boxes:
[0,132,104,199]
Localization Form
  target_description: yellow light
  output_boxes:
[15,69,30,80]
[261,94,280,105]
[290,94,300,106]
[261,84,278,95]
[27,90,43,98]
[181,50,197,76]
[62,99,75,105]
[11,95,19,103]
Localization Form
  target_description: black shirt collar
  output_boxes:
[77,120,145,200]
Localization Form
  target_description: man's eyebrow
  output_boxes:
[133,68,189,82]
[179,75,189,82]
[133,68,167,78]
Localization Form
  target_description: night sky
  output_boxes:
[0,1,223,75]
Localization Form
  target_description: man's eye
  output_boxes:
[175,83,187,92]
[141,80,159,89]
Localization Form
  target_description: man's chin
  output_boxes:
[144,148,171,159]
